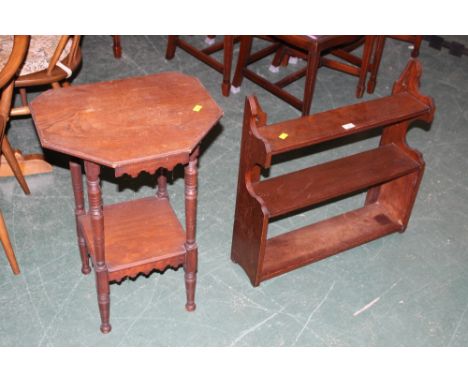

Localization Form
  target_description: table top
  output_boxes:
[30,72,223,176]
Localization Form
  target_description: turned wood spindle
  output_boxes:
[184,147,199,311]
[84,161,111,334]
[70,161,91,275]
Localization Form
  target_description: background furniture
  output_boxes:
[367,35,423,93]
[0,35,31,194]
[0,35,82,192]
[231,35,378,115]
[166,35,239,96]
[231,59,434,286]
[30,71,223,333]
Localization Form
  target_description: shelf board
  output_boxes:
[257,93,429,155]
[261,203,402,282]
[253,144,420,218]
[79,196,186,281]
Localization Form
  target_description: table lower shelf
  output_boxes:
[260,203,403,282]
[79,196,187,282]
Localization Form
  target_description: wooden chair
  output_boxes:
[367,36,423,94]
[0,35,82,192]
[1,35,32,194]
[0,208,20,275]
[166,35,239,96]
[231,35,378,116]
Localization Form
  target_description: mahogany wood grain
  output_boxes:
[79,196,186,282]
[231,59,435,286]
[30,72,223,175]
[261,204,402,282]
[254,144,420,218]
[257,92,429,157]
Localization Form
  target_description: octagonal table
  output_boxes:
[30,72,223,333]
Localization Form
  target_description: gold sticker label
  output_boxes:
[193,105,203,112]
[279,133,288,140]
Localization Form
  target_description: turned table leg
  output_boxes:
[156,168,169,199]
[70,161,91,275]
[184,147,199,311]
[84,161,111,334]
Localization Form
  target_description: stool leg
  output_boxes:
[411,36,423,58]
[166,36,179,60]
[232,36,253,89]
[184,148,199,312]
[84,161,111,334]
[367,36,385,94]
[1,136,30,195]
[302,46,321,116]
[70,161,91,275]
[356,36,375,98]
[112,35,122,59]
[222,36,234,97]
[0,211,20,275]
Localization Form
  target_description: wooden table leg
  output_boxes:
[0,211,20,275]
[84,161,111,334]
[70,161,91,275]
[184,147,199,311]
[156,168,169,199]
[112,35,122,59]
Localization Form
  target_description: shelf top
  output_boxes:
[257,92,430,155]
[30,72,223,171]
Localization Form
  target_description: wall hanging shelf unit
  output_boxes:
[231,59,435,286]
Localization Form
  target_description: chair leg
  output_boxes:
[222,36,234,96]
[367,36,386,94]
[356,36,375,98]
[302,47,321,116]
[0,211,20,275]
[166,36,179,60]
[1,137,30,195]
[232,36,253,89]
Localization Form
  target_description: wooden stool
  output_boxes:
[30,72,223,333]
[231,59,434,286]
[231,35,378,116]
[166,36,239,96]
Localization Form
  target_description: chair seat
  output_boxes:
[0,35,71,76]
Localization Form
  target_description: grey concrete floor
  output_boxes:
[1,36,467,346]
